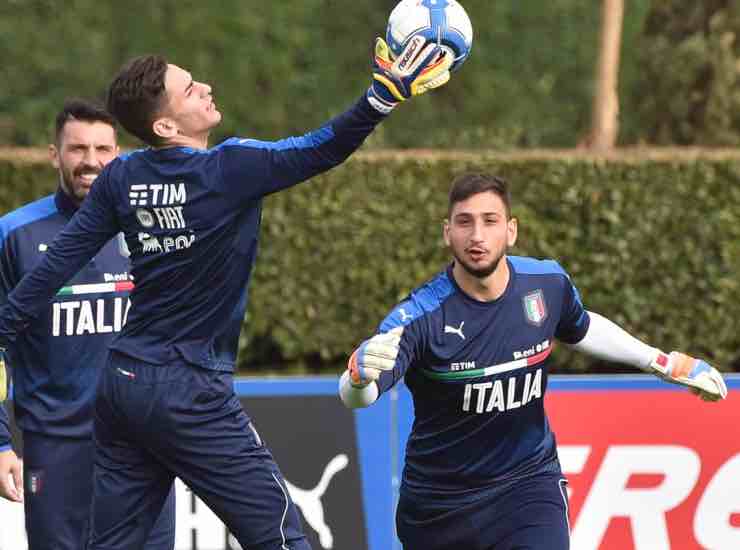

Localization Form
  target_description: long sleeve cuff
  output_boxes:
[570,310,659,370]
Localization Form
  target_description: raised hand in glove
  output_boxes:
[367,35,453,114]
[348,327,404,387]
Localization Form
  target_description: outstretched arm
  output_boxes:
[570,311,727,401]
[219,35,453,201]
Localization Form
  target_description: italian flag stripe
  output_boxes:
[421,345,553,381]
[56,281,134,296]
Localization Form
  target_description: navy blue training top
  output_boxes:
[375,257,590,500]
[0,188,131,447]
[0,96,385,377]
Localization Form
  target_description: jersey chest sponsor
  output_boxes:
[51,297,131,336]
[461,367,543,413]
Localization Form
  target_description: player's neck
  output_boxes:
[155,131,210,151]
[453,256,510,302]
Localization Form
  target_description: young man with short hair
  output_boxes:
[340,172,727,550]
[0,34,453,550]
[0,99,175,550]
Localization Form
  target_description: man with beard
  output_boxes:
[339,172,727,550]
[0,99,175,550]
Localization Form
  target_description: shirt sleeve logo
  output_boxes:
[523,289,548,326]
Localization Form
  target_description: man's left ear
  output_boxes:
[48,143,60,170]
[507,217,518,247]
[152,117,179,141]
[442,219,451,247]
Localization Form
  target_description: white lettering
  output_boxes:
[52,302,61,336]
[462,384,472,412]
[486,379,505,412]
[104,272,129,282]
[694,453,740,548]
[526,369,542,402]
[153,208,168,228]
[153,207,186,229]
[59,301,80,336]
[162,234,196,252]
[76,301,96,335]
[150,183,163,204]
[122,298,131,327]
[173,479,227,548]
[473,382,491,413]
[170,183,187,204]
[571,445,700,550]
[506,377,521,410]
[557,445,591,499]
[522,371,532,403]
[51,298,130,337]
[96,299,113,333]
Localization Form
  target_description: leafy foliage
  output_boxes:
[2,151,739,375]
[1,1,649,148]
[631,1,740,145]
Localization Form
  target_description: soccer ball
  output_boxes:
[386,0,473,72]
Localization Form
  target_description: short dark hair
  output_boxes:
[106,55,168,146]
[448,173,512,218]
[54,99,117,145]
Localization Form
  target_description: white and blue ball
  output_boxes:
[386,0,473,72]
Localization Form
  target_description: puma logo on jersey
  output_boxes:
[283,454,349,549]
[399,308,413,322]
[444,321,465,340]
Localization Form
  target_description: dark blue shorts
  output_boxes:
[22,430,175,550]
[396,473,570,550]
[90,352,309,550]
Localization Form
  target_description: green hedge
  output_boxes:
[1,150,739,375]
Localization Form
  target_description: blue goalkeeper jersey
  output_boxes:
[0,96,385,376]
[375,257,590,500]
[0,188,131,447]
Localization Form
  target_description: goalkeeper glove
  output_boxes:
[367,35,453,114]
[348,327,403,387]
[0,348,6,402]
[0,360,8,403]
[649,351,728,402]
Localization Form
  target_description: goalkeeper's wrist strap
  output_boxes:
[366,87,397,115]
[649,351,671,376]
[339,371,378,409]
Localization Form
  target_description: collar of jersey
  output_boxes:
[54,186,79,219]
[446,258,516,307]
[147,145,208,156]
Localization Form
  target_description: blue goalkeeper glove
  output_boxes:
[367,35,453,114]
[650,351,728,402]
[348,327,403,387]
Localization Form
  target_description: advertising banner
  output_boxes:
[546,377,740,550]
[1,376,739,550]
[0,379,377,550]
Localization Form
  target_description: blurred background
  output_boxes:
[1,0,738,376]
[1,1,739,148]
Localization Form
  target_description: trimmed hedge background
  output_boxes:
[1,149,739,375]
